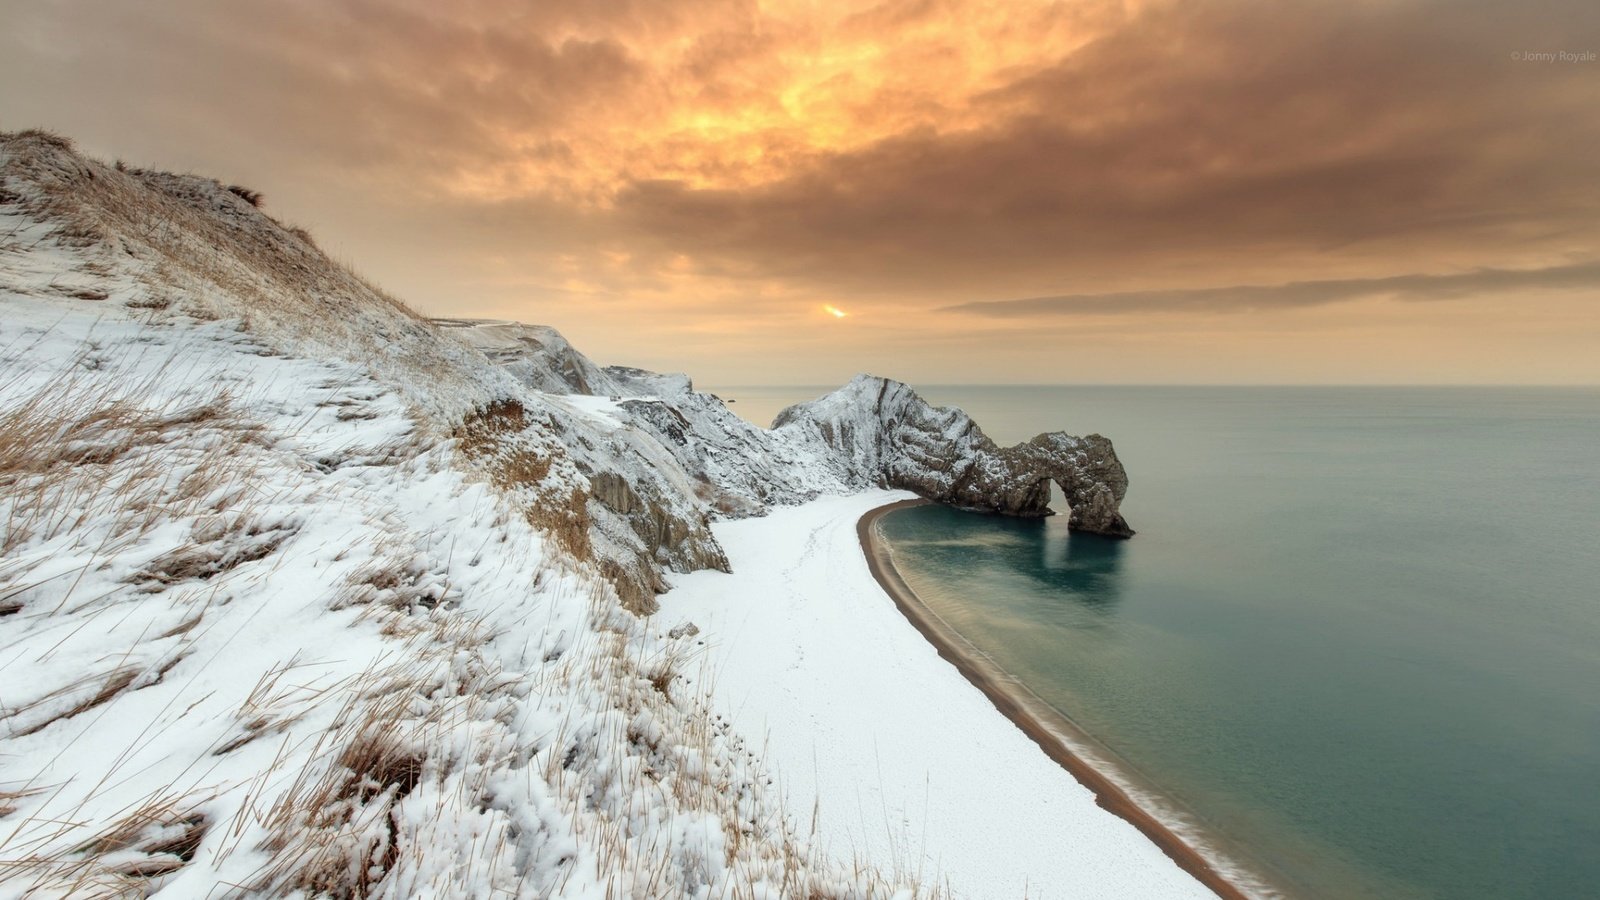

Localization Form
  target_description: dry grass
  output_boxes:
[224,184,263,208]
[0,346,279,740]
[253,688,428,897]
[0,792,210,896]
[454,399,594,565]
[239,611,496,898]
[6,665,138,739]
[213,656,316,755]
[0,356,262,557]
[133,513,298,590]
[1,129,432,361]
[0,789,42,819]
[8,128,73,152]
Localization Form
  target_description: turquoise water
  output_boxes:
[713,386,1600,900]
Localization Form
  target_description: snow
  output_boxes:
[1,131,1208,898]
[549,393,631,430]
[664,492,1213,899]
[0,133,916,898]
[0,292,911,899]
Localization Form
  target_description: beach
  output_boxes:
[663,491,1219,899]
[859,499,1254,900]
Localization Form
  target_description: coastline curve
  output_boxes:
[857,499,1257,900]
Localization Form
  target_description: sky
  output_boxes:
[3,0,1598,385]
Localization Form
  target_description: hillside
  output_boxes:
[0,129,911,898]
[0,129,1135,898]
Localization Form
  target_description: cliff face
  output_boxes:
[447,320,1136,538]
[774,376,1135,537]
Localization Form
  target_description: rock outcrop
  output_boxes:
[446,320,1137,538]
[438,319,630,396]
[774,376,1134,537]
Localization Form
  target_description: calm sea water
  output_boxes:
[709,385,1600,900]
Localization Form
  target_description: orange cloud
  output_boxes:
[6,0,1598,384]
[414,0,1141,199]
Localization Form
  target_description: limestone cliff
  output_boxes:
[774,376,1135,537]
[446,319,1136,539]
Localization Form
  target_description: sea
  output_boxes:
[707,384,1600,900]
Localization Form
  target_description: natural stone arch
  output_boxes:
[775,375,1137,538]
[1003,434,1134,537]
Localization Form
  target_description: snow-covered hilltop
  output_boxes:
[0,129,1148,898]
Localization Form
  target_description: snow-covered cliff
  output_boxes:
[0,129,1132,897]
[440,322,1135,537]
[0,130,915,897]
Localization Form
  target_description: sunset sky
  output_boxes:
[3,0,1598,384]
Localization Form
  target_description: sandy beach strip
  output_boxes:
[859,498,1255,900]
[664,491,1219,898]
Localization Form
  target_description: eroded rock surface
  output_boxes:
[774,376,1134,536]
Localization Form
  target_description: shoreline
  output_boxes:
[857,499,1253,900]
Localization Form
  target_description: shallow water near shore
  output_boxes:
[717,385,1600,900]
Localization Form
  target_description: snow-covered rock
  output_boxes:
[776,375,1135,536]
[437,319,631,397]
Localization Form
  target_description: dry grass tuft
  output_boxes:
[332,540,454,612]
[3,653,186,739]
[133,514,298,589]
[76,805,207,876]
[225,184,263,207]
[0,354,263,556]
[0,793,209,894]
[250,659,454,899]
[284,224,318,248]
[9,128,74,152]
[454,399,594,564]
[213,656,319,755]
[0,789,43,819]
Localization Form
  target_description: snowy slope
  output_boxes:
[0,129,1190,899]
[0,130,927,899]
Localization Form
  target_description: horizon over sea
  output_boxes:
[709,384,1600,900]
